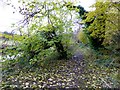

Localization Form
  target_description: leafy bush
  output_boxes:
[77,30,89,45]
[79,1,119,50]
[2,0,77,71]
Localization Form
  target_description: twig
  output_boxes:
[99,77,112,88]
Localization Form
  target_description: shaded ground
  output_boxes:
[2,47,120,89]
[2,51,88,89]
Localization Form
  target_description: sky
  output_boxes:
[0,0,96,33]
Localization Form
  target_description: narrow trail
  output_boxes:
[43,51,87,88]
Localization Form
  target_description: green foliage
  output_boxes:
[77,30,89,44]
[2,0,120,89]
[80,1,119,50]
[76,1,120,87]
[79,45,120,88]
[2,0,75,71]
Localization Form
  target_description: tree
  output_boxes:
[3,0,76,69]
[79,1,119,50]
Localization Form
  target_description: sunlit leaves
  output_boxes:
[82,1,119,49]
[2,0,76,74]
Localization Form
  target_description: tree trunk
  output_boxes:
[54,41,67,59]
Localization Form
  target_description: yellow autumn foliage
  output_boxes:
[77,30,89,44]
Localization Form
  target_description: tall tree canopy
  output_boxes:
[3,0,79,68]
[78,1,119,50]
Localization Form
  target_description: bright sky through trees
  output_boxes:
[0,0,95,32]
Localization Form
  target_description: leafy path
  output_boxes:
[2,51,89,89]
[2,50,119,89]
